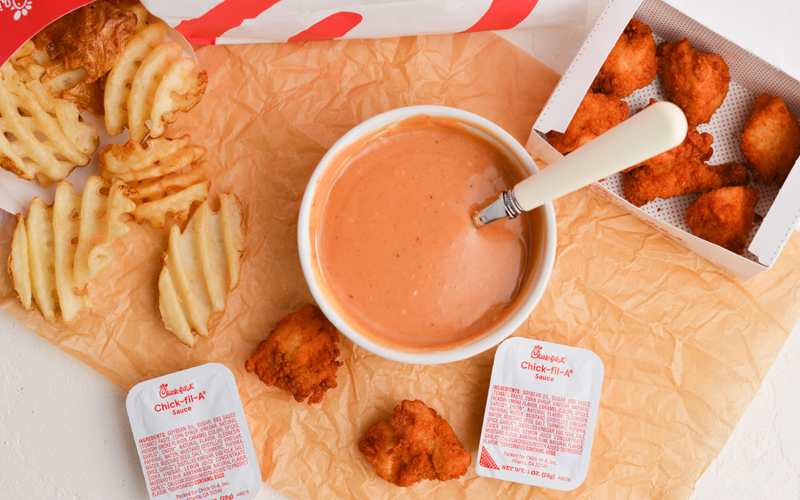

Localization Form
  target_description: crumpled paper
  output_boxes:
[2,32,800,500]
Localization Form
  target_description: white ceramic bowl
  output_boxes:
[298,105,557,365]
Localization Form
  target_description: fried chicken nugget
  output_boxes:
[623,100,714,175]
[740,93,800,186]
[245,304,342,405]
[359,400,471,487]
[546,91,630,154]
[623,161,747,207]
[592,18,657,98]
[687,186,760,254]
[33,0,137,83]
[657,39,730,126]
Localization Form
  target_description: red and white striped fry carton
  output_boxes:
[1,0,588,65]
[0,0,587,214]
[139,0,588,45]
[526,0,800,281]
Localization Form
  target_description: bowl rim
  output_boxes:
[298,105,557,365]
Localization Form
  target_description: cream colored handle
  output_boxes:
[514,101,688,211]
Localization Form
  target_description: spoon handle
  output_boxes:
[513,101,688,212]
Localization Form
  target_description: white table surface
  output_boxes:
[2,0,800,498]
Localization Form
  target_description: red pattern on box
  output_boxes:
[479,446,500,470]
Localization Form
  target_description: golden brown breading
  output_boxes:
[40,61,106,116]
[33,0,137,83]
[592,18,657,98]
[359,400,471,487]
[546,91,630,154]
[687,186,760,254]
[245,304,342,405]
[657,39,730,126]
[623,161,747,207]
[740,93,800,186]
[623,99,714,175]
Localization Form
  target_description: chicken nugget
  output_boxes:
[245,304,342,405]
[623,161,747,207]
[592,18,657,98]
[687,186,760,254]
[622,100,714,175]
[33,0,137,83]
[740,93,800,186]
[546,91,630,154]
[359,400,470,487]
[657,39,730,126]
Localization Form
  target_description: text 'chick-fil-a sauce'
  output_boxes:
[476,338,604,490]
[314,115,544,349]
[126,363,261,500]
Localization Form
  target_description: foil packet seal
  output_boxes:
[476,338,603,490]
[126,363,261,500]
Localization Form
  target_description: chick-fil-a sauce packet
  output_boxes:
[126,363,261,500]
[476,338,604,490]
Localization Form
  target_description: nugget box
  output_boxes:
[525,0,800,281]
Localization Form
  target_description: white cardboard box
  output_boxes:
[525,0,800,281]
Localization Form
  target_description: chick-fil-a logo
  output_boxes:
[531,345,566,364]
[159,382,195,399]
[0,0,33,21]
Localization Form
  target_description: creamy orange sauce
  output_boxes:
[313,115,540,349]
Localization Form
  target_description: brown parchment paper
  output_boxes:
[2,32,800,500]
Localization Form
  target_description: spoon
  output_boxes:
[473,101,688,228]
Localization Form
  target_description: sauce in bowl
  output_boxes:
[310,115,543,350]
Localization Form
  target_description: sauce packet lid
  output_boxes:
[476,338,604,491]
[126,363,261,500]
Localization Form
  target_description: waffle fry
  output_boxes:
[123,1,150,33]
[128,41,183,143]
[8,214,32,311]
[105,22,167,136]
[158,195,245,347]
[13,198,58,322]
[100,135,211,227]
[149,58,207,139]
[11,41,103,116]
[0,62,99,186]
[8,176,137,323]
[53,181,91,322]
[100,134,196,177]
[133,180,210,228]
[127,161,209,200]
[104,22,207,141]
[74,176,137,289]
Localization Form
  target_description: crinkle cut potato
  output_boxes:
[158,194,245,347]
[0,60,99,186]
[104,22,208,142]
[8,176,136,323]
[99,135,210,227]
